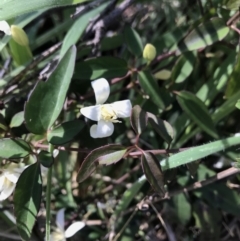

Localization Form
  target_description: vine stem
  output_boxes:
[112,207,138,241]
[45,144,54,241]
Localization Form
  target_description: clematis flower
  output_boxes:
[80,78,132,138]
[49,209,85,241]
[0,163,25,201]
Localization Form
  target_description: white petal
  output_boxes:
[0,175,6,192]
[0,21,11,35]
[0,180,15,201]
[90,120,114,138]
[80,105,101,121]
[56,209,65,232]
[90,124,98,138]
[91,78,110,104]
[65,221,85,238]
[5,171,20,183]
[111,100,132,118]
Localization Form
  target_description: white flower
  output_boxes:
[0,20,11,35]
[49,209,85,241]
[81,78,132,138]
[0,163,25,201]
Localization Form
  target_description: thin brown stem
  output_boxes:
[159,167,240,201]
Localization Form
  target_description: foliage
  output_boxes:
[0,0,240,240]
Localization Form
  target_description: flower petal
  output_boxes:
[80,105,101,121]
[91,78,110,104]
[111,100,132,118]
[65,221,85,238]
[0,179,15,201]
[0,21,11,35]
[0,175,5,192]
[56,208,65,232]
[5,171,21,183]
[90,120,114,138]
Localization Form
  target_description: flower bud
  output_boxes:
[10,25,29,46]
[143,43,156,62]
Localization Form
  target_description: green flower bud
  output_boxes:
[143,43,156,62]
[10,25,29,46]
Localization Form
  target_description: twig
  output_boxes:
[33,142,188,156]
[112,207,138,241]
[149,202,177,241]
[3,42,62,94]
[0,57,11,79]
[160,167,240,201]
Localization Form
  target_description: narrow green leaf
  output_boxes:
[176,18,230,54]
[176,91,218,138]
[38,151,54,168]
[147,112,174,144]
[160,135,240,170]
[138,70,165,109]
[213,89,240,123]
[113,176,145,217]
[0,138,31,159]
[141,151,165,197]
[47,120,84,145]
[171,52,196,83]
[9,39,33,66]
[130,105,148,135]
[0,0,89,20]
[25,45,76,134]
[60,2,110,57]
[77,145,127,183]
[10,111,24,128]
[123,26,143,56]
[225,54,240,98]
[0,35,11,53]
[74,57,128,80]
[14,162,42,241]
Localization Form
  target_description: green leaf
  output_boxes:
[141,151,165,197]
[14,162,42,241]
[0,138,31,159]
[0,35,11,53]
[236,100,240,110]
[176,91,218,139]
[10,111,24,128]
[130,105,148,135]
[172,193,191,225]
[0,0,89,20]
[171,52,196,83]
[147,112,174,144]
[38,151,54,168]
[9,39,33,66]
[225,54,240,98]
[176,18,230,54]
[138,70,165,109]
[77,145,127,183]
[60,2,110,57]
[123,25,143,56]
[47,120,84,145]
[225,0,240,10]
[113,177,145,217]
[74,57,128,80]
[160,135,240,170]
[154,69,171,80]
[25,45,76,134]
